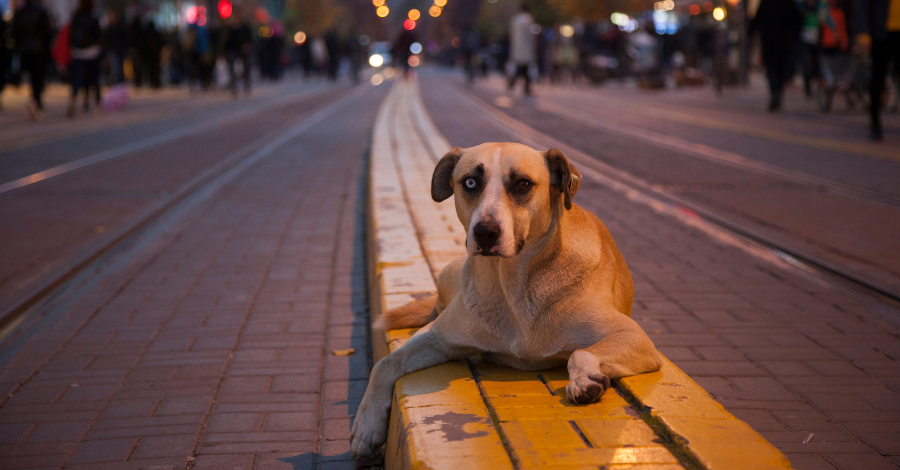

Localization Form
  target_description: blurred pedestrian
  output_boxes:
[67,0,103,117]
[508,3,535,95]
[105,10,127,84]
[142,21,163,88]
[461,26,480,84]
[394,27,416,79]
[855,0,900,140]
[223,13,252,97]
[799,0,829,97]
[0,15,9,110]
[750,0,803,111]
[183,21,209,92]
[129,17,144,87]
[11,0,52,120]
[325,29,339,81]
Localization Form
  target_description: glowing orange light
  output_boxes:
[429,5,441,16]
[451,37,460,47]
[376,5,389,17]
[408,9,420,20]
[294,31,306,44]
[689,4,700,14]
[404,18,416,30]
[373,0,384,5]
[703,1,714,11]
[218,0,232,18]
[408,56,420,67]
[435,0,447,5]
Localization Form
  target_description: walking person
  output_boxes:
[142,21,163,88]
[750,0,803,111]
[11,0,52,120]
[67,0,103,117]
[105,10,127,84]
[855,0,900,140]
[508,3,536,95]
[0,14,9,110]
[223,13,252,97]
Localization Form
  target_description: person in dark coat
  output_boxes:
[11,0,52,120]
[68,0,103,117]
[855,0,900,140]
[0,15,9,110]
[142,21,163,88]
[750,0,803,111]
[105,10,128,84]
[223,13,252,97]
[129,17,144,87]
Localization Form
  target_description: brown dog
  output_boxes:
[350,143,662,458]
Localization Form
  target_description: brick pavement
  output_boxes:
[0,84,386,469]
[418,73,900,470]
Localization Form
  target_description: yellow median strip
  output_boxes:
[367,79,793,469]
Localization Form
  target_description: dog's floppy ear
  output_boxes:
[431,147,463,202]
[544,148,581,210]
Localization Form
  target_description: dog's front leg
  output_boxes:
[566,316,662,404]
[350,328,467,458]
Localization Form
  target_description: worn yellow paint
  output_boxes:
[370,79,794,470]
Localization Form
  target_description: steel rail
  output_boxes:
[0,85,370,345]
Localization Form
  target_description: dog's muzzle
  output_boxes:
[472,220,502,255]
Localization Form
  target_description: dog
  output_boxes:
[350,143,662,458]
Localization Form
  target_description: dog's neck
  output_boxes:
[469,204,570,317]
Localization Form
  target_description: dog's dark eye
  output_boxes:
[516,180,532,192]
[464,178,477,189]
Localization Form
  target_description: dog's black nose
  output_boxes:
[473,221,501,251]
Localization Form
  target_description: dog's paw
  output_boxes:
[566,373,611,405]
[350,405,389,459]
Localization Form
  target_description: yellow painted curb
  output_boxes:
[367,79,793,470]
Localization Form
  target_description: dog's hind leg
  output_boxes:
[374,294,438,330]
[566,315,662,404]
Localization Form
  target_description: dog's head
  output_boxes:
[431,143,581,258]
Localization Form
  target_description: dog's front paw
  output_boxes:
[350,402,389,459]
[566,373,610,405]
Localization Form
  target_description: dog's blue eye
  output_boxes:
[465,178,477,189]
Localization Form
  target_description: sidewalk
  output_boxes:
[416,73,900,470]
[0,85,386,469]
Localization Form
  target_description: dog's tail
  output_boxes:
[374,294,438,330]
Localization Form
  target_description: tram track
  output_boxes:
[447,82,900,319]
[0,84,370,345]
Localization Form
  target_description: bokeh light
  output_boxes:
[294,31,306,44]
[371,74,384,85]
[359,35,370,46]
[218,0,232,19]
[369,54,384,67]
[372,0,384,5]
[410,42,422,54]
[713,6,726,20]
[429,5,441,16]
[376,5,389,17]
[560,25,574,37]
[404,19,416,30]
[408,56,420,67]
[435,0,447,6]
[408,9,420,20]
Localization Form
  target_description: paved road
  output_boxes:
[418,71,900,470]
[0,81,343,318]
[0,80,383,469]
